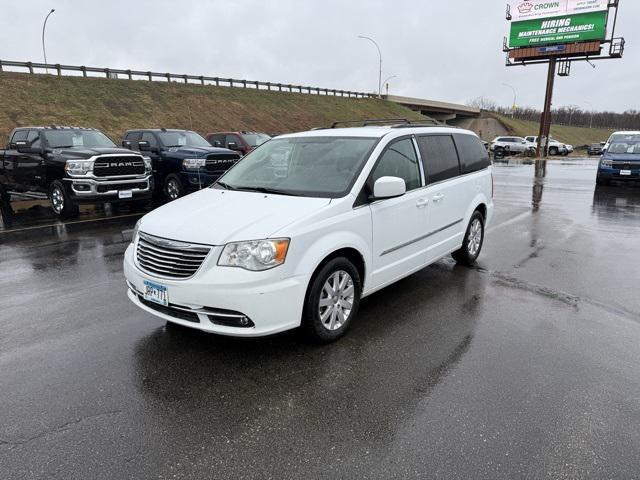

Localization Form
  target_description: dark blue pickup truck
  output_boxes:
[597,133,640,186]
[122,129,241,200]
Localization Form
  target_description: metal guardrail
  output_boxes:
[0,60,376,99]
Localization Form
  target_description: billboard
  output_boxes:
[509,1,608,48]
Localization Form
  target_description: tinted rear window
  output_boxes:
[454,134,491,174]
[416,135,460,184]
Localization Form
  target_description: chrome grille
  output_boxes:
[136,233,210,279]
[94,156,146,177]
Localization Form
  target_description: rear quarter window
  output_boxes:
[454,134,491,174]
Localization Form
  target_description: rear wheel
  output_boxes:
[302,257,362,343]
[49,180,79,218]
[452,211,485,266]
[164,174,184,201]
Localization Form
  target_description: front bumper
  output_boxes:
[64,175,153,202]
[598,166,640,181]
[123,244,308,337]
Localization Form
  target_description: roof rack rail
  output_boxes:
[329,118,409,129]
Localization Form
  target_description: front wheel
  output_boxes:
[452,211,485,266]
[549,147,559,156]
[164,174,185,201]
[302,257,362,343]
[49,180,79,218]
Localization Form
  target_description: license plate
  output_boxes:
[620,170,631,176]
[143,280,169,306]
[119,190,133,199]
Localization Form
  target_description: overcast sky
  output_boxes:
[1,0,637,112]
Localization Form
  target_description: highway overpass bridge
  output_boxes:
[384,95,481,123]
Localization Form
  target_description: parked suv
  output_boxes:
[597,133,640,185]
[206,131,271,156]
[122,129,241,200]
[0,126,152,217]
[524,136,571,156]
[124,122,493,342]
[490,136,534,155]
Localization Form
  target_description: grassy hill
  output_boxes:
[0,72,425,142]
[493,114,613,148]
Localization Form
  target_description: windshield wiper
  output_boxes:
[236,186,297,196]
[215,181,237,191]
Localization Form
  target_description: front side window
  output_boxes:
[27,130,41,149]
[416,135,461,184]
[216,136,378,198]
[10,130,28,145]
[370,138,421,191]
[43,130,116,149]
[158,131,210,148]
[141,132,158,148]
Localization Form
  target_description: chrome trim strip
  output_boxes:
[138,232,213,250]
[380,218,463,257]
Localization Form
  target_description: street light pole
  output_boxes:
[42,8,55,74]
[502,83,517,118]
[382,75,397,96]
[358,35,382,97]
[585,101,594,129]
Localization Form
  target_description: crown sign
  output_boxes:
[518,2,534,13]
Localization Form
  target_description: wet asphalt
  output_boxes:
[1,158,640,479]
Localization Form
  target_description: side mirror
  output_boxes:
[373,176,406,200]
[122,140,132,149]
[138,141,151,152]
[15,141,31,153]
[227,142,240,150]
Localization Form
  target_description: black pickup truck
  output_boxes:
[0,126,152,217]
[122,129,241,200]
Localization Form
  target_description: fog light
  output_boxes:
[240,316,250,327]
[74,184,90,191]
[190,177,200,185]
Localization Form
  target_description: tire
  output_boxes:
[562,151,569,156]
[164,174,184,201]
[0,184,10,203]
[452,211,485,266]
[49,180,79,218]
[549,147,559,156]
[596,177,608,187]
[302,257,362,343]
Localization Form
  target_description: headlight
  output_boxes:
[601,159,613,168]
[183,158,206,170]
[65,160,93,176]
[143,156,152,172]
[131,220,141,244]
[218,238,290,271]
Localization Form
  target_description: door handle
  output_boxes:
[433,193,445,203]
[416,198,428,209]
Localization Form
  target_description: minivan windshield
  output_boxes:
[158,131,211,148]
[215,136,378,197]
[43,130,116,149]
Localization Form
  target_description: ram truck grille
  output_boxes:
[136,233,210,279]
[94,156,146,177]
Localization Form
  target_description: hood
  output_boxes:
[603,152,640,162]
[161,146,237,159]
[54,147,138,159]
[139,188,331,245]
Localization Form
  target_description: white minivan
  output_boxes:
[124,123,493,342]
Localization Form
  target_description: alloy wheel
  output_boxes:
[167,179,180,200]
[318,270,355,331]
[467,218,482,256]
[51,186,64,214]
